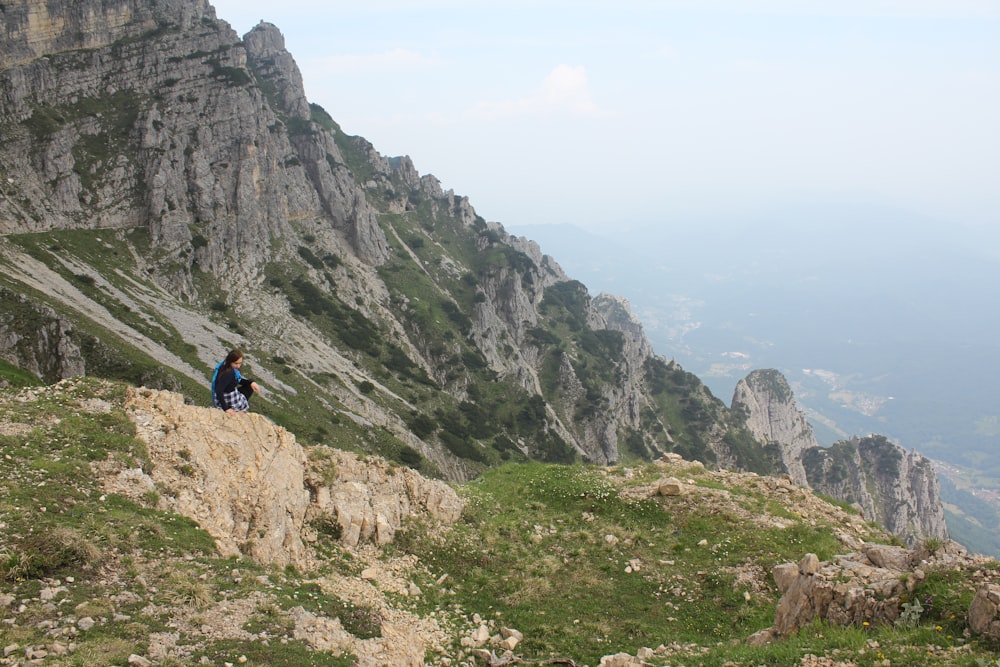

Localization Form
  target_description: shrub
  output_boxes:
[310,514,343,541]
[407,412,436,439]
[396,445,423,469]
[298,246,324,270]
[3,527,101,580]
[337,601,382,639]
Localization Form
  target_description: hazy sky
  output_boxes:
[210,1,1000,231]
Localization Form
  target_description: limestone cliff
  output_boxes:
[734,368,949,545]
[802,435,948,545]
[0,0,745,475]
[732,369,818,487]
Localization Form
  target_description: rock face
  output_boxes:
[0,0,213,70]
[734,369,949,546]
[307,448,465,548]
[121,387,464,567]
[753,540,979,642]
[0,287,85,382]
[732,369,817,487]
[969,584,1000,641]
[802,435,949,545]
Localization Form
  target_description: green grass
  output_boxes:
[391,462,838,662]
[382,460,1000,665]
[0,358,41,387]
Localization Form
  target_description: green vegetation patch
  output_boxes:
[393,462,845,663]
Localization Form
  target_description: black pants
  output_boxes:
[238,378,255,400]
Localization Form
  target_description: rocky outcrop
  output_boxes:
[123,387,312,566]
[119,387,464,567]
[969,584,1000,641]
[750,541,981,643]
[732,369,817,486]
[0,287,84,382]
[803,435,948,545]
[735,369,948,546]
[307,448,465,548]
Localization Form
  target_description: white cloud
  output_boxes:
[469,64,608,120]
[308,48,444,74]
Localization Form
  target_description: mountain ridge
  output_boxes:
[0,0,947,546]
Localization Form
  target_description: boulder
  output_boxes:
[758,541,986,641]
[969,584,1000,640]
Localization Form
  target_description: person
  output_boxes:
[211,348,260,412]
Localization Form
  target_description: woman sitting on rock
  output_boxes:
[211,348,260,413]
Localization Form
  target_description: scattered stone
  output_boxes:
[41,586,67,602]
[746,627,777,646]
[470,624,490,645]
[25,646,48,660]
[657,477,684,496]
[501,627,522,642]
[47,642,69,656]
[128,654,153,667]
[599,652,653,666]
[77,617,96,631]
[863,544,912,571]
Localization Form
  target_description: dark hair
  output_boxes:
[223,348,243,369]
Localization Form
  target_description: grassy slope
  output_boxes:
[0,371,997,666]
